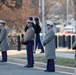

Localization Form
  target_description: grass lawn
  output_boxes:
[20,55,75,67]
[34,55,75,67]
[8,52,75,68]
[55,57,74,67]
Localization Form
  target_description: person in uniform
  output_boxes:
[0,20,9,62]
[24,17,33,32]
[24,18,35,68]
[34,17,44,53]
[43,21,56,72]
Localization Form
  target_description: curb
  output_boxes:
[8,58,76,74]
[34,61,76,74]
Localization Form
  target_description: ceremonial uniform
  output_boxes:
[43,21,56,72]
[0,20,9,62]
[24,19,35,67]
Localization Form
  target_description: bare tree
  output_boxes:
[44,0,73,20]
[0,0,23,9]
[0,0,40,33]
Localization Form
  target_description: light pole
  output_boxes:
[73,0,76,67]
[39,0,41,14]
[66,0,69,25]
[42,0,45,41]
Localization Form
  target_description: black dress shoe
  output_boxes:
[0,60,7,62]
[33,52,36,53]
[40,51,44,53]
[44,70,55,72]
[24,65,34,68]
[44,70,51,72]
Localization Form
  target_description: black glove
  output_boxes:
[22,42,27,45]
[72,47,76,50]
[44,43,46,46]
[21,40,28,45]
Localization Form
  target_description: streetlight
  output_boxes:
[39,0,41,14]
[66,0,69,25]
[42,0,45,41]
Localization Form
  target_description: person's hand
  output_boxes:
[22,42,27,45]
[44,43,46,46]
[21,40,28,45]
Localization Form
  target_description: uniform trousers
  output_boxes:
[26,40,34,65]
[1,51,7,61]
[46,59,55,72]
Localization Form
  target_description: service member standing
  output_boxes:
[24,18,35,68]
[43,21,56,72]
[0,20,9,62]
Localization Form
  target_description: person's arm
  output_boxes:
[0,28,7,42]
[24,26,28,32]
[43,31,54,45]
[24,28,34,42]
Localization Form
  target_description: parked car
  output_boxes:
[64,25,76,33]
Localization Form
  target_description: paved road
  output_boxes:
[0,60,75,75]
[56,52,74,59]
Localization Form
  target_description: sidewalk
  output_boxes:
[3,48,75,59]
[0,48,75,59]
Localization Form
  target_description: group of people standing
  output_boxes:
[22,16,45,68]
[23,16,56,72]
[0,16,56,72]
[24,16,44,53]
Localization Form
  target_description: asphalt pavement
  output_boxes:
[0,49,76,75]
[0,61,75,75]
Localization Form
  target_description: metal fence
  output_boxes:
[55,34,76,49]
[9,34,76,51]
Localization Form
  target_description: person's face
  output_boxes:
[27,22,32,27]
[0,23,4,28]
[47,25,52,30]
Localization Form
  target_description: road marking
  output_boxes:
[7,61,75,75]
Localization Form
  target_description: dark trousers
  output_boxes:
[35,34,44,52]
[46,59,55,72]
[1,51,7,61]
[26,40,34,65]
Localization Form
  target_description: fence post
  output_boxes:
[55,35,57,48]
[17,35,21,51]
[66,35,71,49]
[21,34,24,39]
[72,35,75,44]
[59,36,63,47]
[58,35,66,47]
[63,35,66,47]
[74,49,76,67]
